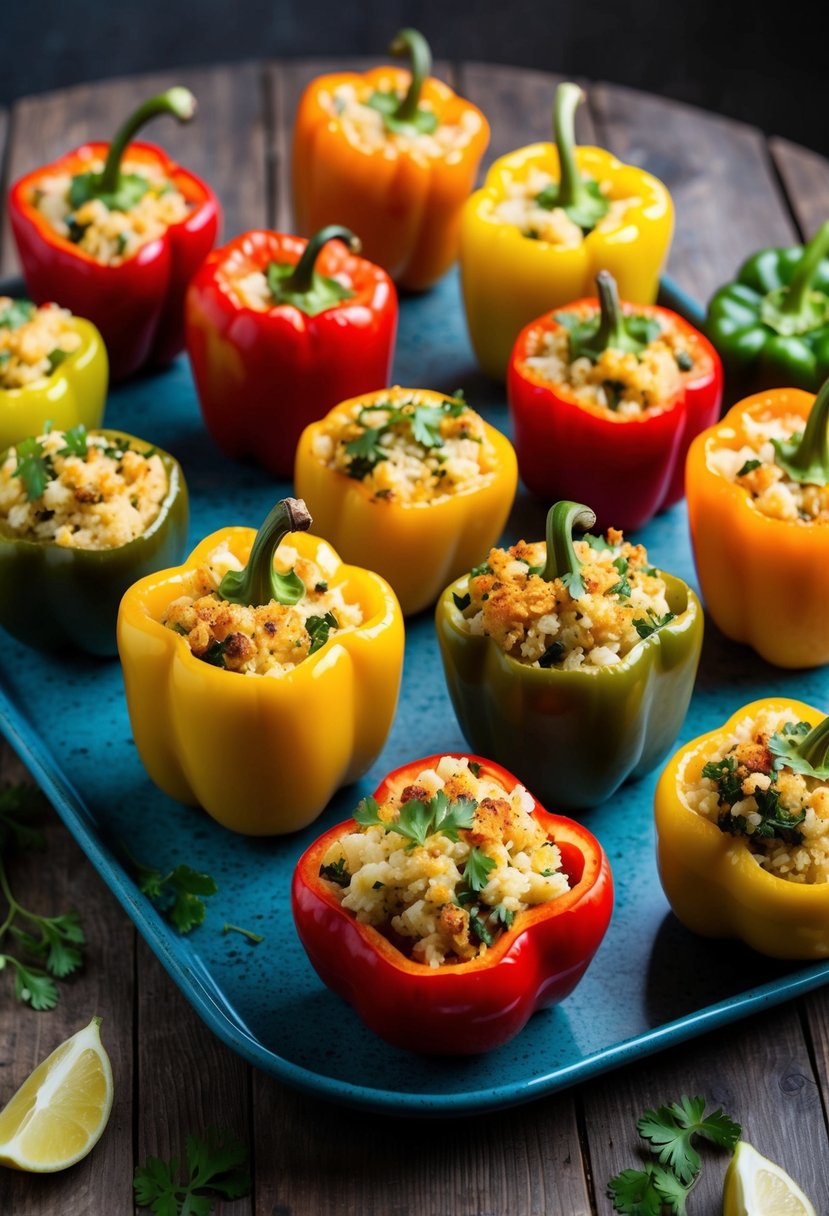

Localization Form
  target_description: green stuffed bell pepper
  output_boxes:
[0,425,188,656]
[706,220,829,392]
[436,501,703,810]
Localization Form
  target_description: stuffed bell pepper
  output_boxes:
[292,751,613,1054]
[508,271,722,529]
[687,377,829,668]
[9,88,221,380]
[437,501,702,809]
[292,29,489,291]
[0,296,108,451]
[656,698,829,959]
[461,82,673,380]
[294,386,518,615]
[186,226,397,477]
[706,220,829,393]
[118,497,404,835]
[0,425,188,656]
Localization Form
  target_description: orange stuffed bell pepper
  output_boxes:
[292,29,489,291]
[461,81,673,380]
[294,386,518,615]
[117,497,404,835]
[687,377,829,668]
[655,698,829,959]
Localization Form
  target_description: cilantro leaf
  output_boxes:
[633,611,675,639]
[394,799,434,847]
[701,755,742,805]
[134,1127,250,1214]
[737,458,762,477]
[13,435,53,501]
[468,910,494,947]
[0,299,36,330]
[132,856,217,934]
[353,795,384,828]
[561,569,586,600]
[430,792,476,841]
[607,1165,665,1216]
[637,1096,741,1183]
[582,531,613,552]
[11,962,59,1012]
[493,903,514,928]
[306,611,339,656]
[0,783,46,851]
[769,720,828,778]
[58,425,89,459]
[409,404,447,448]
[319,858,350,887]
[465,847,496,892]
[610,556,632,597]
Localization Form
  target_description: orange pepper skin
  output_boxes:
[294,387,518,616]
[292,68,489,291]
[655,698,829,959]
[117,529,404,836]
[686,387,829,668]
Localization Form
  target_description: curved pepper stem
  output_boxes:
[572,271,646,361]
[389,28,432,124]
[772,375,829,485]
[218,497,312,607]
[543,84,609,230]
[760,221,829,338]
[284,226,360,295]
[99,87,196,194]
[542,500,597,598]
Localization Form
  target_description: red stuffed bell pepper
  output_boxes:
[292,752,613,1055]
[186,226,397,478]
[9,88,220,381]
[508,271,723,530]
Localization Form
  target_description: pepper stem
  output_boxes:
[794,716,829,773]
[283,226,360,295]
[218,498,312,607]
[553,83,588,211]
[542,500,597,584]
[389,28,432,123]
[780,221,829,317]
[99,87,197,193]
[574,270,646,361]
[773,376,829,484]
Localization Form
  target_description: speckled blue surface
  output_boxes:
[2,270,828,1115]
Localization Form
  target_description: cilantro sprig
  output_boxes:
[131,854,218,934]
[633,610,676,639]
[306,611,339,655]
[13,435,54,501]
[354,789,477,848]
[343,395,469,479]
[134,1127,251,1215]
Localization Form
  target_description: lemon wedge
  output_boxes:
[0,1016,113,1172]
[723,1140,817,1216]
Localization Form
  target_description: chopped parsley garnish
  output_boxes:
[343,395,469,479]
[538,640,565,668]
[57,424,89,459]
[201,638,233,667]
[601,379,627,411]
[65,215,90,244]
[468,761,482,777]
[0,299,36,330]
[468,910,494,947]
[582,531,613,552]
[13,436,53,501]
[609,556,632,598]
[633,610,675,639]
[464,847,497,892]
[700,756,743,804]
[703,749,807,842]
[306,611,338,656]
[354,789,477,848]
[737,458,762,477]
[319,858,350,887]
[561,569,587,600]
[492,903,514,928]
[469,561,492,579]
[314,580,328,593]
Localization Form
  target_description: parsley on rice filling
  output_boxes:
[0,299,82,389]
[319,756,570,967]
[708,410,829,522]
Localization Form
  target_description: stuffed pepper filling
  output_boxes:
[162,542,363,676]
[320,82,479,160]
[33,159,189,264]
[491,166,636,245]
[684,707,829,884]
[452,529,673,670]
[310,390,498,504]
[318,754,570,967]
[0,428,167,549]
[708,410,829,522]
[0,299,82,389]
[521,308,701,416]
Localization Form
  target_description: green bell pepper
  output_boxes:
[435,501,703,810]
[706,221,829,392]
[0,428,188,656]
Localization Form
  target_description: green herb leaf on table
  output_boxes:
[132,857,218,934]
[637,1095,741,1183]
[133,1127,251,1215]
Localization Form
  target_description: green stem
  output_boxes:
[778,376,829,480]
[218,498,312,607]
[0,859,17,939]
[553,82,587,211]
[389,28,432,123]
[99,87,196,193]
[795,715,829,772]
[284,226,360,295]
[542,501,597,583]
[780,221,829,317]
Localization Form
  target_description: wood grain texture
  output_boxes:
[1,63,268,276]
[252,1075,592,1216]
[591,83,797,303]
[769,136,829,241]
[0,763,134,1215]
[583,1003,829,1214]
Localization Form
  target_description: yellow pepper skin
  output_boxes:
[655,699,829,960]
[0,317,108,451]
[294,387,518,616]
[686,385,829,668]
[117,524,404,836]
[460,88,673,381]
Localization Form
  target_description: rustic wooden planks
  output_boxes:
[770,136,829,241]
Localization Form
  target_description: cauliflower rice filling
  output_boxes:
[707,411,829,522]
[162,541,363,677]
[682,707,829,884]
[322,82,479,162]
[311,391,498,504]
[0,428,167,549]
[492,165,637,246]
[454,529,673,670]
[33,159,189,265]
[0,299,82,390]
[319,755,571,967]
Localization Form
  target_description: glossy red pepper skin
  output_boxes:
[507,301,723,530]
[185,230,398,478]
[9,141,221,381]
[292,753,613,1055]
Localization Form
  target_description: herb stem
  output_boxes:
[222,923,264,944]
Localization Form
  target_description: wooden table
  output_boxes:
[1,60,829,1216]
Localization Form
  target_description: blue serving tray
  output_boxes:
[2,270,828,1116]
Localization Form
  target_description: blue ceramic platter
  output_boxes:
[2,270,829,1116]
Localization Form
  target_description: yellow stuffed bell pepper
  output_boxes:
[0,297,107,451]
[294,386,518,615]
[460,82,673,380]
[687,378,829,668]
[118,497,404,836]
[655,698,829,959]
